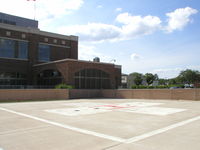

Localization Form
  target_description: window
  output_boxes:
[0,38,28,59]
[44,38,48,42]
[53,39,57,43]
[0,38,15,58]
[37,70,63,86]
[74,69,111,89]
[61,40,66,45]
[38,44,50,62]
[18,41,28,59]
[21,34,26,39]
[0,72,27,86]
[6,31,11,36]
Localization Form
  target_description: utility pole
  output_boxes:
[27,0,36,20]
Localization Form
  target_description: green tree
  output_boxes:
[178,69,200,84]
[128,72,143,86]
[158,78,167,85]
[144,73,156,85]
[168,78,177,85]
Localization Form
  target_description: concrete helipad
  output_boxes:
[0,99,200,150]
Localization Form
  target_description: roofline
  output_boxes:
[0,23,78,41]
[33,58,121,68]
[0,12,38,23]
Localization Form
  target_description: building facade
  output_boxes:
[0,13,121,89]
[121,74,128,88]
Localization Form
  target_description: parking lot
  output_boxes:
[0,99,200,150]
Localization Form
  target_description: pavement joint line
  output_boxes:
[0,125,51,136]
[0,107,126,143]
[124,115,200,143]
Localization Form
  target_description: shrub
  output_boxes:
[147,86,154,89]
[55,83,73,89]
[131,85,170,89]
[155,85,169,89]
[169,84,184,88]
[138,85,148,89]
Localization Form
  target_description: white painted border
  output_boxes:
[0,107,199,144]
[125,115,200,143]
[0,107,125,143]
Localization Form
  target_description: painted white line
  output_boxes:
[45,107,111,116]
[0,107,125,143]
[125,115,200,143]
[1,106,199,144]
[0,125,50,135]
[121,107,186,116]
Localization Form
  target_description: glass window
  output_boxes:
[38,44,50,62]
[18,41,28,59]
[0,38,15,58]
[37,70,63,86]
[74,69,110,89]
[0,72,27,87]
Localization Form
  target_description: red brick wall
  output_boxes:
[70,41,78,59]
[69,89,101,99]
[0,89,69,102]
[33,60,121,89]
[0,89,199,102]
[101,89,200,101]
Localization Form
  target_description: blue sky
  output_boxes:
[0,0,200,78]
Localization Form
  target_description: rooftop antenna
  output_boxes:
[27,0,36,20]
[109,59,116,63]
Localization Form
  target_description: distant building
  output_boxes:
[0,12,38,28]
[152,80,159,86]
[0,12,121,89]
[121,74,128,88]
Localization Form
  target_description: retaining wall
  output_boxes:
[69,89,101,99]
[101,89,200,100]
[0,89,69,102]
[0,89,199,102]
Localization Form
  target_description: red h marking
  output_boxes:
[93,105,134,110]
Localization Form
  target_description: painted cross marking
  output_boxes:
[45,102,186,116]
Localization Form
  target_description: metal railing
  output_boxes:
[0,85,55,89]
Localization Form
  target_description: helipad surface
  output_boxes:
[0,99,200,150]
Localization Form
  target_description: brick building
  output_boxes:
[0,13,121,89]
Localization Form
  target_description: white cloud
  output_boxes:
[152,65,200,78]
[57,7,197,42]
[165,7,198,32]
[115,8,122,12]
[58,12,161,42]
[0,0,84,21]
[130,53,141,60]
[57,23,122,42]
[37,0,84,18]
[116,13,162,39]
[79,44,112,62]
[97,5,103,8]
[1,3,197,43]
[0,0,34,19]
[152,68,182,78]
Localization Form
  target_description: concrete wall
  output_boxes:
[69,89,101,99]
[0,89,199,102]
[101,89,200,101]
[0,89,69,102]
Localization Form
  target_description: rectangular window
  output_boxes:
[38,44,50,62]
[0,38,15,58]
[18,41,28,59]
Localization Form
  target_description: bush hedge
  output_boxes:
[131,84,185,89]
[55,84,73,89]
